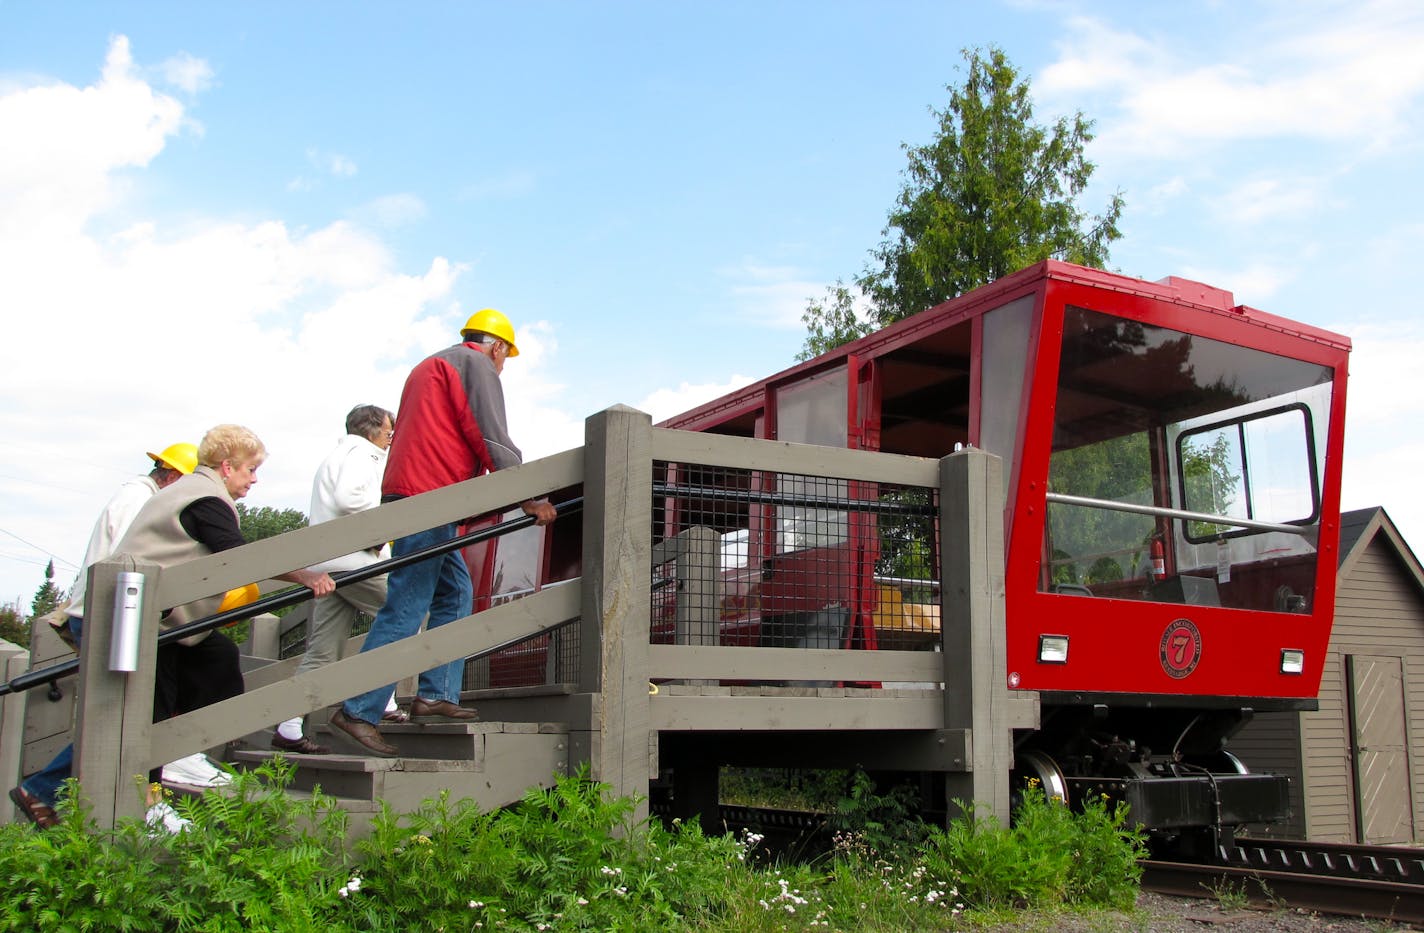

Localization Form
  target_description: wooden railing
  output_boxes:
[8,406,1035,829]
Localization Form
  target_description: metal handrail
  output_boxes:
[0,497,583,697]
[1045,491,1316,538]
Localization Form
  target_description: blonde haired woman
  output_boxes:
[10,425,335,829]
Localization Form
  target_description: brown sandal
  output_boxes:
[9,786,59,829]
[381,707,410,724]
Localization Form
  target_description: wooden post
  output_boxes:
[938,448,1019,824]
[673,526,720,650]
[244,612,283,661]
[73,557,162,828]
[580,406,654,818]
[0,645,28,823]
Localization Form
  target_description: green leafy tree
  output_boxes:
[0,603,28,648]
[235,503,308,543]
[801,45,1124,359]
[30,559,62,619]
[798,281,874,362]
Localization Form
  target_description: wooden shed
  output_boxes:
[1233,507,1424,843]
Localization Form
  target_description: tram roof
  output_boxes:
[660,259,1350,430]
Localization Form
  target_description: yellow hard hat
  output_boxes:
[147,442,199,475]
[217,583,260,615]
[460,308,520,357]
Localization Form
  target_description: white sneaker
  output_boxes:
[145,801,191,835]
[161,753,232,788]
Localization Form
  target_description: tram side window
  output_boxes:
[775,367,850,555]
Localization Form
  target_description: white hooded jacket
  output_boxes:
[307,433,391,573]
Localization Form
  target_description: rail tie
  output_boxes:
[1140,837,1424,925]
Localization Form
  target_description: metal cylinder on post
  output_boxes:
[108,571,145,672]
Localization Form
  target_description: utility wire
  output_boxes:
[0,526,79,570]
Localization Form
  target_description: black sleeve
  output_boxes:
[178,498,247,553]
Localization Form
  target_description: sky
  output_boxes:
[2,0,1422,608]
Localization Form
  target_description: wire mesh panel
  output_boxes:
[652,461,938,653]
[278,609,375,660]
[463,617,581,690]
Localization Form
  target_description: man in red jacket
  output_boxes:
[328,309,556,756]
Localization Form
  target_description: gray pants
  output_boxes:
[296,573,389,675]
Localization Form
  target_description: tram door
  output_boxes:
[1345,654,1415,844]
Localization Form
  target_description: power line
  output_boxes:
[0,527,79,571]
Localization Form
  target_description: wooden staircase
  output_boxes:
[222,708,570,833]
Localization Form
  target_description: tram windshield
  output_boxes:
[1042,307,1334,613]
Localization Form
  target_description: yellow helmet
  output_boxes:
[147,442,199,475]
[217,583,261,616]
[460,308,520,357]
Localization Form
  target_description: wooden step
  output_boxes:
[227,721,572,817]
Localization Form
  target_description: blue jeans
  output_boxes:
[22,616,82,806]
[341,522,473,725]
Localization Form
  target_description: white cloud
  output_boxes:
[1167,260,1293,303]
[352,193,429,228]
[1336,324,1424,428]
[1210,175,1329,225]
[491,320,584,459]
[0,36,184,241]
[1342,443,1424,547]
[1330,322,1424,549]
[0,36,574,604]
[1142,176,1188,211]
[156,51,214,95]
[721,261,829,330]
[1041,3,1424,159]
[458,169,537,201]
[636,376,757,425]
[307,148,357,178]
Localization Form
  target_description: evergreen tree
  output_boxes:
[801,45,1123,359]
[30,559,62,619]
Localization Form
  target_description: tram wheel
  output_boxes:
[1010,749,1067,817]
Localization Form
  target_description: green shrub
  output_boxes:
[0,766,1145,931]
[0,760,352,932]
[351,765,744,931]
[919,781,1146,912]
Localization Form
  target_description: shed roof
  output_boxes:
[1338,507,1424,598]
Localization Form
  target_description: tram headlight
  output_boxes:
[1280,648,1305,675]
[1038,634,1069,664]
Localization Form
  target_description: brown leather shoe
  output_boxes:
[327,709,398,757]
[271,733,331,755]
[9,786,59,829]
[410,697,478,721]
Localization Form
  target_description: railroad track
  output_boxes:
[1143,837,1424,925]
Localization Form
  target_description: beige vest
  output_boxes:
[113,465,240,639]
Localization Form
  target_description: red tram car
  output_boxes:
[656,259,1350,841]
[474,259,1349,843]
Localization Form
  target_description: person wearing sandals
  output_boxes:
[271,405,405,755]
[9,425,336,830]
